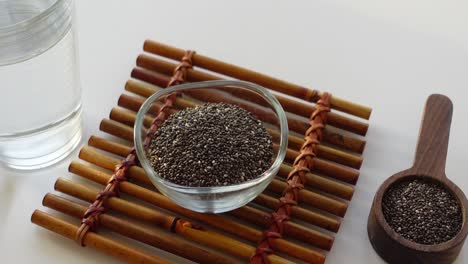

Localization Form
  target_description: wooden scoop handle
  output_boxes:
[412,94,453,178]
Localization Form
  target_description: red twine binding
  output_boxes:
[250,92,331,264]
[74,50,195,246]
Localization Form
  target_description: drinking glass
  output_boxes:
[0,0,82,169]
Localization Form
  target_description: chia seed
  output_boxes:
[148,103,273,187]
[382,179,462,245]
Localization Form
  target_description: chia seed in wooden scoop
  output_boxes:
[368,94,468,264]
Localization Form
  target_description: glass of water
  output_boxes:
[0,0,82,169]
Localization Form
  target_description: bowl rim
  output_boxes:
[134,80,289,194]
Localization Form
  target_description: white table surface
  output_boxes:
[1,0,468,263]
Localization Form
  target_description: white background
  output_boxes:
[1,0,468,263]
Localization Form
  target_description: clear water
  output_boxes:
[0,1,55,28]
[0,1,82,169]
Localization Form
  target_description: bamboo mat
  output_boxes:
[32,40,372,264]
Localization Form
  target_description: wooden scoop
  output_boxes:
[367,94,468,264]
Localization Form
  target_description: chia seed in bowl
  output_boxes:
[148,103,273,187]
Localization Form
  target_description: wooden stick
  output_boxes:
[265,179,347,217]
[130,63,368,136]
[31,210,168,264]
[228,205,334,248]
[277,163,355,198]
[128,70,366,154]
[76,144,340,239]
[53,179,295,264]
[103,111,357,194]
[96,119,348,217]
[88,135,342,232]
[117,92,363,168]
[97,118,348,216]
[43,193,237,264]
[252,194,340,232]
[68,162,328,261]
[279,148,358,187]
[109,106,359,187]
[77,146,342,241]
[267,124,363,169]
[117,93,363,169]
[56,172,323,263]
[142,40,372,119]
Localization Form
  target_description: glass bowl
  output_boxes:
[134,80,288,213]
